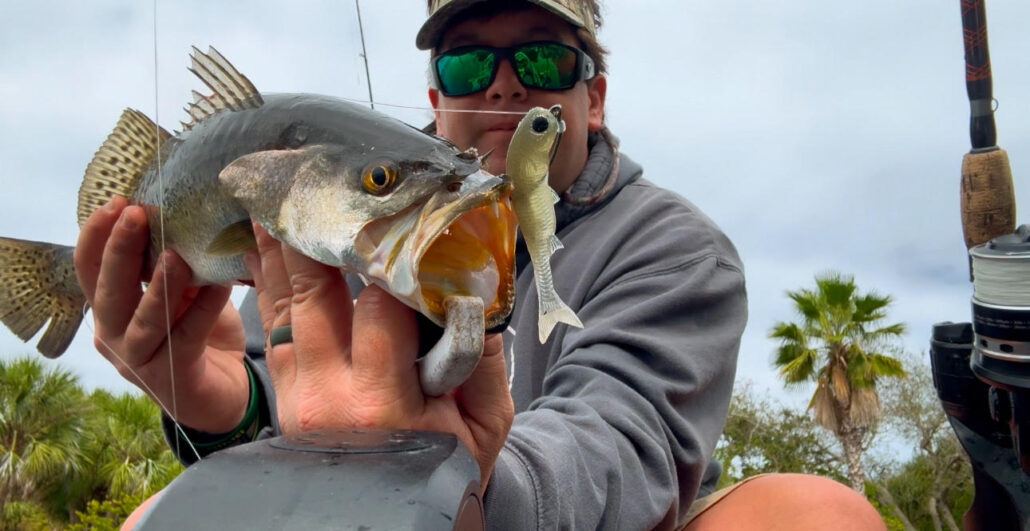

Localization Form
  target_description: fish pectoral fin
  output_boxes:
[0,237,86,358]
[77,109,171,227]
[219,148,312,229]
[205,220,257,256]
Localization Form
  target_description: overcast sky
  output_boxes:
[2,0,1030,408]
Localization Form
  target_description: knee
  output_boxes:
[121,489,163,530]
[689,473,886,530]
[747,474,885,530]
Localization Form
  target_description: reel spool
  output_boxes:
[969,225,1030,472]
[970,225,1030,379]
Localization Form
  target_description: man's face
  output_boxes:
[428,6,606,194]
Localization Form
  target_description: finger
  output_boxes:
[242,251,272,330]
[252,223,292,329]
[119,251,195,367]
[207,298,245,352]
[92,205,150,337]
[280,244,354,374]
[251,224,299,389]
[350,284,420,402]
[456,333,513,435]
[167,283,234,369]
[74,196,127,304]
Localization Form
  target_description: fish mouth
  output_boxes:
[355,171,516,329]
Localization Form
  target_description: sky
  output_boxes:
[2,0,1030,409]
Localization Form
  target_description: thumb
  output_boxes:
[457,334,514,438]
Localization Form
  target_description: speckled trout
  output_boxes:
[506,105,583,343]
[0,47,518,395]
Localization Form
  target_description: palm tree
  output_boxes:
[0,356,89,523]
[770,272,906,491]
[85,389,183,499]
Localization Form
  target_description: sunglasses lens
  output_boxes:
[435,42,584,96]
[436,48,495,96]
[513,43,578,90]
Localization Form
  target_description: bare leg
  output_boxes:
[685,473,886,531]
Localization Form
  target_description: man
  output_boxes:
[78,0,886,528]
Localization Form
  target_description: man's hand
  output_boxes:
[75,196,250,434]
[246,223,514,490]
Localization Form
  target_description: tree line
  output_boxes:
[1,357,181,530]
[1,271,975,529]
[718,272,971,530]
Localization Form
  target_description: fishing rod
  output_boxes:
[931,1,1030,529]
[958,0,1015,255]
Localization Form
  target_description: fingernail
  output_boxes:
[104,197,120,212]
[252,221,267,240]
[243,252,259,271]
[120,212,138,230]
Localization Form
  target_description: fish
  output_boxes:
[505,105,583,343]
[0,46,518,395]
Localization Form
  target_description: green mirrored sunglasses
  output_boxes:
[432,41,595,97]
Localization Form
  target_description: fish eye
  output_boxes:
[531,116,550,134]
[362,163,397,195]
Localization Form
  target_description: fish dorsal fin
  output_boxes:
[77,109,170,226]
[181,46,263,130]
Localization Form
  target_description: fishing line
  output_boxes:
[334,95,528,116]
[972,248,1030,306]
[90,4,533,467]
[81,303,202,462]
[355,0,375,110]
[970,229,1030,364]
[151,0,189,461]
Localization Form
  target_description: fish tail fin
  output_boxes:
[0,237,86,358]
[537,290,583,343]
[77,109,171,227]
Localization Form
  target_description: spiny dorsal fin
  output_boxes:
[181,46,262,130]
[77,109,170,226]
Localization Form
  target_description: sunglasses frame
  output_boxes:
[432,40,596,97]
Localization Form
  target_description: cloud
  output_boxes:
[2,0,1029,403]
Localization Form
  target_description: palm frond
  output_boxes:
[770,322,807,344]
[809,383,841,433]
[864,322,907,340]
[830,361,851,404]
[788,289,821,321]
[776,345,818,383]
[867,353,907,378]
[851,293,891,323]
[815,272,856,310]
[849,386,881,427]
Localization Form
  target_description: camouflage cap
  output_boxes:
[416,0,596,50]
